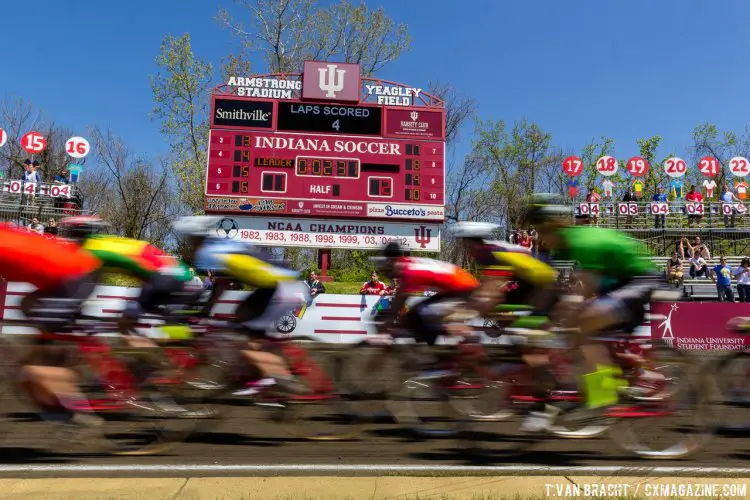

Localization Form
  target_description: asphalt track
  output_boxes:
[1,397,750,479]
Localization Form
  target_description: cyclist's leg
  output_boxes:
[121,273,185,347]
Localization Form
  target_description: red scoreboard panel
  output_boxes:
[204,96,446,223]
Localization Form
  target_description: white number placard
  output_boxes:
[650,202,669,215]
[686,202,704,215]
[618,202,638,215]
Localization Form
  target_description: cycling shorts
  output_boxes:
[401,291,471,346]
[122,273,190,321]
[22,272,99,333]
[588,276,661,333]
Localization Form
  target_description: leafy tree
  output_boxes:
[151,33,214,214]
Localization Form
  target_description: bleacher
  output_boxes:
[0,181,88,225]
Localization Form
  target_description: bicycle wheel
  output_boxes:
[608,349,716,459]
[713,351,750,432]
[277,344,363,441]
[73,346,210,455]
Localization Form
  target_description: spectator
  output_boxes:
[54,169,69,184]
[46,218,58,236]
[666,251,683,287]
[721,184,740,228]
[189,268,203,287]
[687,253,709,279]
[681,236,711,260]
[518,230,533,251]
[27,217,44,235]
[306,270,326,303]
[360,271,386,295]
[685,185,704,227]
[622,188,636,226]
[509,230,519,245]
[585,189,600,224]
[652,187,667,228]
[711,256,735,302]
[203,270,215,290]
[384,277,400,296]
[734,258,750,303]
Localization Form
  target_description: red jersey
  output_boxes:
[360,279,386,295]
[395,257,479,294]
[0,224,100,290]
[686,191,704,203]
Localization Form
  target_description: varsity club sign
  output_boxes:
[215,217,440,252]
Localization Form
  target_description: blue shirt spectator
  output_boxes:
[652,190,667,202]
[713,262,733,287]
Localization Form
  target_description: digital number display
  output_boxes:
[296,158,359,178]
[276,102,382,136]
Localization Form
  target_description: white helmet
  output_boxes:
[452,221,500,239]
[172,215,223,237]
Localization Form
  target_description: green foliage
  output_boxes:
[151,33,213,214]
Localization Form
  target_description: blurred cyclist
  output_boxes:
[374,241,480,345]
[522,193,661,430]
[0,223,102,428]
[59,216,194,347]
[172,215,308,394]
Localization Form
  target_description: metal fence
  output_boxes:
[571,201,749,230]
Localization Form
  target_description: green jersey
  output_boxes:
[558,227,656,284]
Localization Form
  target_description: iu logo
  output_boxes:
[318,64,346,98]
[659,303,678,348]
[298,201,304,208]
[414,225,432,248]
[410,111,419,121]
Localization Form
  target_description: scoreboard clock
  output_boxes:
[206,93,445,223]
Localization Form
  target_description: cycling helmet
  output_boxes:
[524,193,573,226]
[59,216,111,239]
[383,241,403,259]
[452,221,500,240]
[172,215,223,238]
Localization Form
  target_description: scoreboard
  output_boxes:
[205,66,446,224]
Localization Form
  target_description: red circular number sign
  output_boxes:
[21,131,47,154]
[626,156,649,177]
[562,156,583,177]
[699,156,720,177]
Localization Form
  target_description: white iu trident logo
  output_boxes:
[410,111,419,121]
[318,64,346,98]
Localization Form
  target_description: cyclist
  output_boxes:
[0,223,103,429]
[59,216,195,346]
[451,221,558,320]
[521,193,661,430]
[374,241,480,345]
[172,215,308,394]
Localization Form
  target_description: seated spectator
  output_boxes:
[711,256,735,302]
[360,271,386,295]
[734,258,750,303]
[509,230,519,245]
[688,253,709,279]
[666,251,683,287]
[685,185,704,227]
[45,218,58,236]
[27,217,44,235]
[306,270,326,305]
[681,236,711,260]
[189,268,203,287]
[652,187,667,228]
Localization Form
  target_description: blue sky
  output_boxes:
[1,0,749,165]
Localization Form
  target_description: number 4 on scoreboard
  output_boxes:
[332,119,340,131]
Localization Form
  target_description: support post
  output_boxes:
[318,249,334,282]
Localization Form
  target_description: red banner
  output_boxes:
[650,302,750,351]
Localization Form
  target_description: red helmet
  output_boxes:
[59,215,110,238]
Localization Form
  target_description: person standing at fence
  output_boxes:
[711,256,735,302]
[721,184,740,228]
[686,185,704,228]
[734,258,750,303]
[652,187,667,228]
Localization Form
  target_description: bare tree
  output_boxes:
[87,127,177,246]
[216,0,410,75]
[427,82,476,149]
